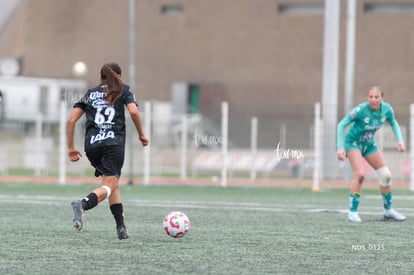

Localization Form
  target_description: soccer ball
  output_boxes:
[163,211,191,238]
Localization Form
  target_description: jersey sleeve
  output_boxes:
[73,91,89,110]
[386,105,404,142]
[123,85,138,106]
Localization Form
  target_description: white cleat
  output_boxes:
[383,209,406,221]
[347,211,361,222]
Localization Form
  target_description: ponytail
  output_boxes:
[100,63,123,105]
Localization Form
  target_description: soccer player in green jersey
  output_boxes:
[67,63,149,239]
[337,86,406,222]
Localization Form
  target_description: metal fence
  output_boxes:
[0,100,411,187]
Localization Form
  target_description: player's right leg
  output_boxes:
[347,193,361,222]
[346,149,365,222]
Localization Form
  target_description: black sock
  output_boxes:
[110,203,125,228]
[81,192,98,210]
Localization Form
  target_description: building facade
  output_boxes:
[1,0,414,148]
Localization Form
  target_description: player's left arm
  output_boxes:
[386,106,406,152]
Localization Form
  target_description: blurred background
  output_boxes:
[0,0,413,185]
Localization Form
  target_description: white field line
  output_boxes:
[365,195,414,201]
[1,194,414,216]
[304,209,414,216]
[0,194,318,210]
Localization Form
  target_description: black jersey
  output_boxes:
[74,84,137,150]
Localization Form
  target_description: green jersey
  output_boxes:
[337,102,403,150]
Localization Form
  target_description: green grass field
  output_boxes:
[1,182,414,274]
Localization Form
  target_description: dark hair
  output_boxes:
[100,63,123,105]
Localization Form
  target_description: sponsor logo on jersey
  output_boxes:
[364,124,381,131]
[90,131,115,144]
[92,99,108,109]
[89,91,106,100]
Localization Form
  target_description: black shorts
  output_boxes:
[85,145,125,178]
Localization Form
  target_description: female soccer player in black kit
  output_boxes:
[67,63,149,239]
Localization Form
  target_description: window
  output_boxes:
[161,4,184,16]
[277,3,324,15]
[364,3,414,14]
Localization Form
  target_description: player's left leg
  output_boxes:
[365,150,406,221]
[108,179,128,240]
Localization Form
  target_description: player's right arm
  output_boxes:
[67,107,85,161]
[336,109,357,161]
[126,102,149,146]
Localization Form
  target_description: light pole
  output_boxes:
[128,0,136,185]
[321,0,340,179]
[0,90,3,126]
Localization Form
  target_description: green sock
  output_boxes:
[382,192,392,210]
[349,193,360,212]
